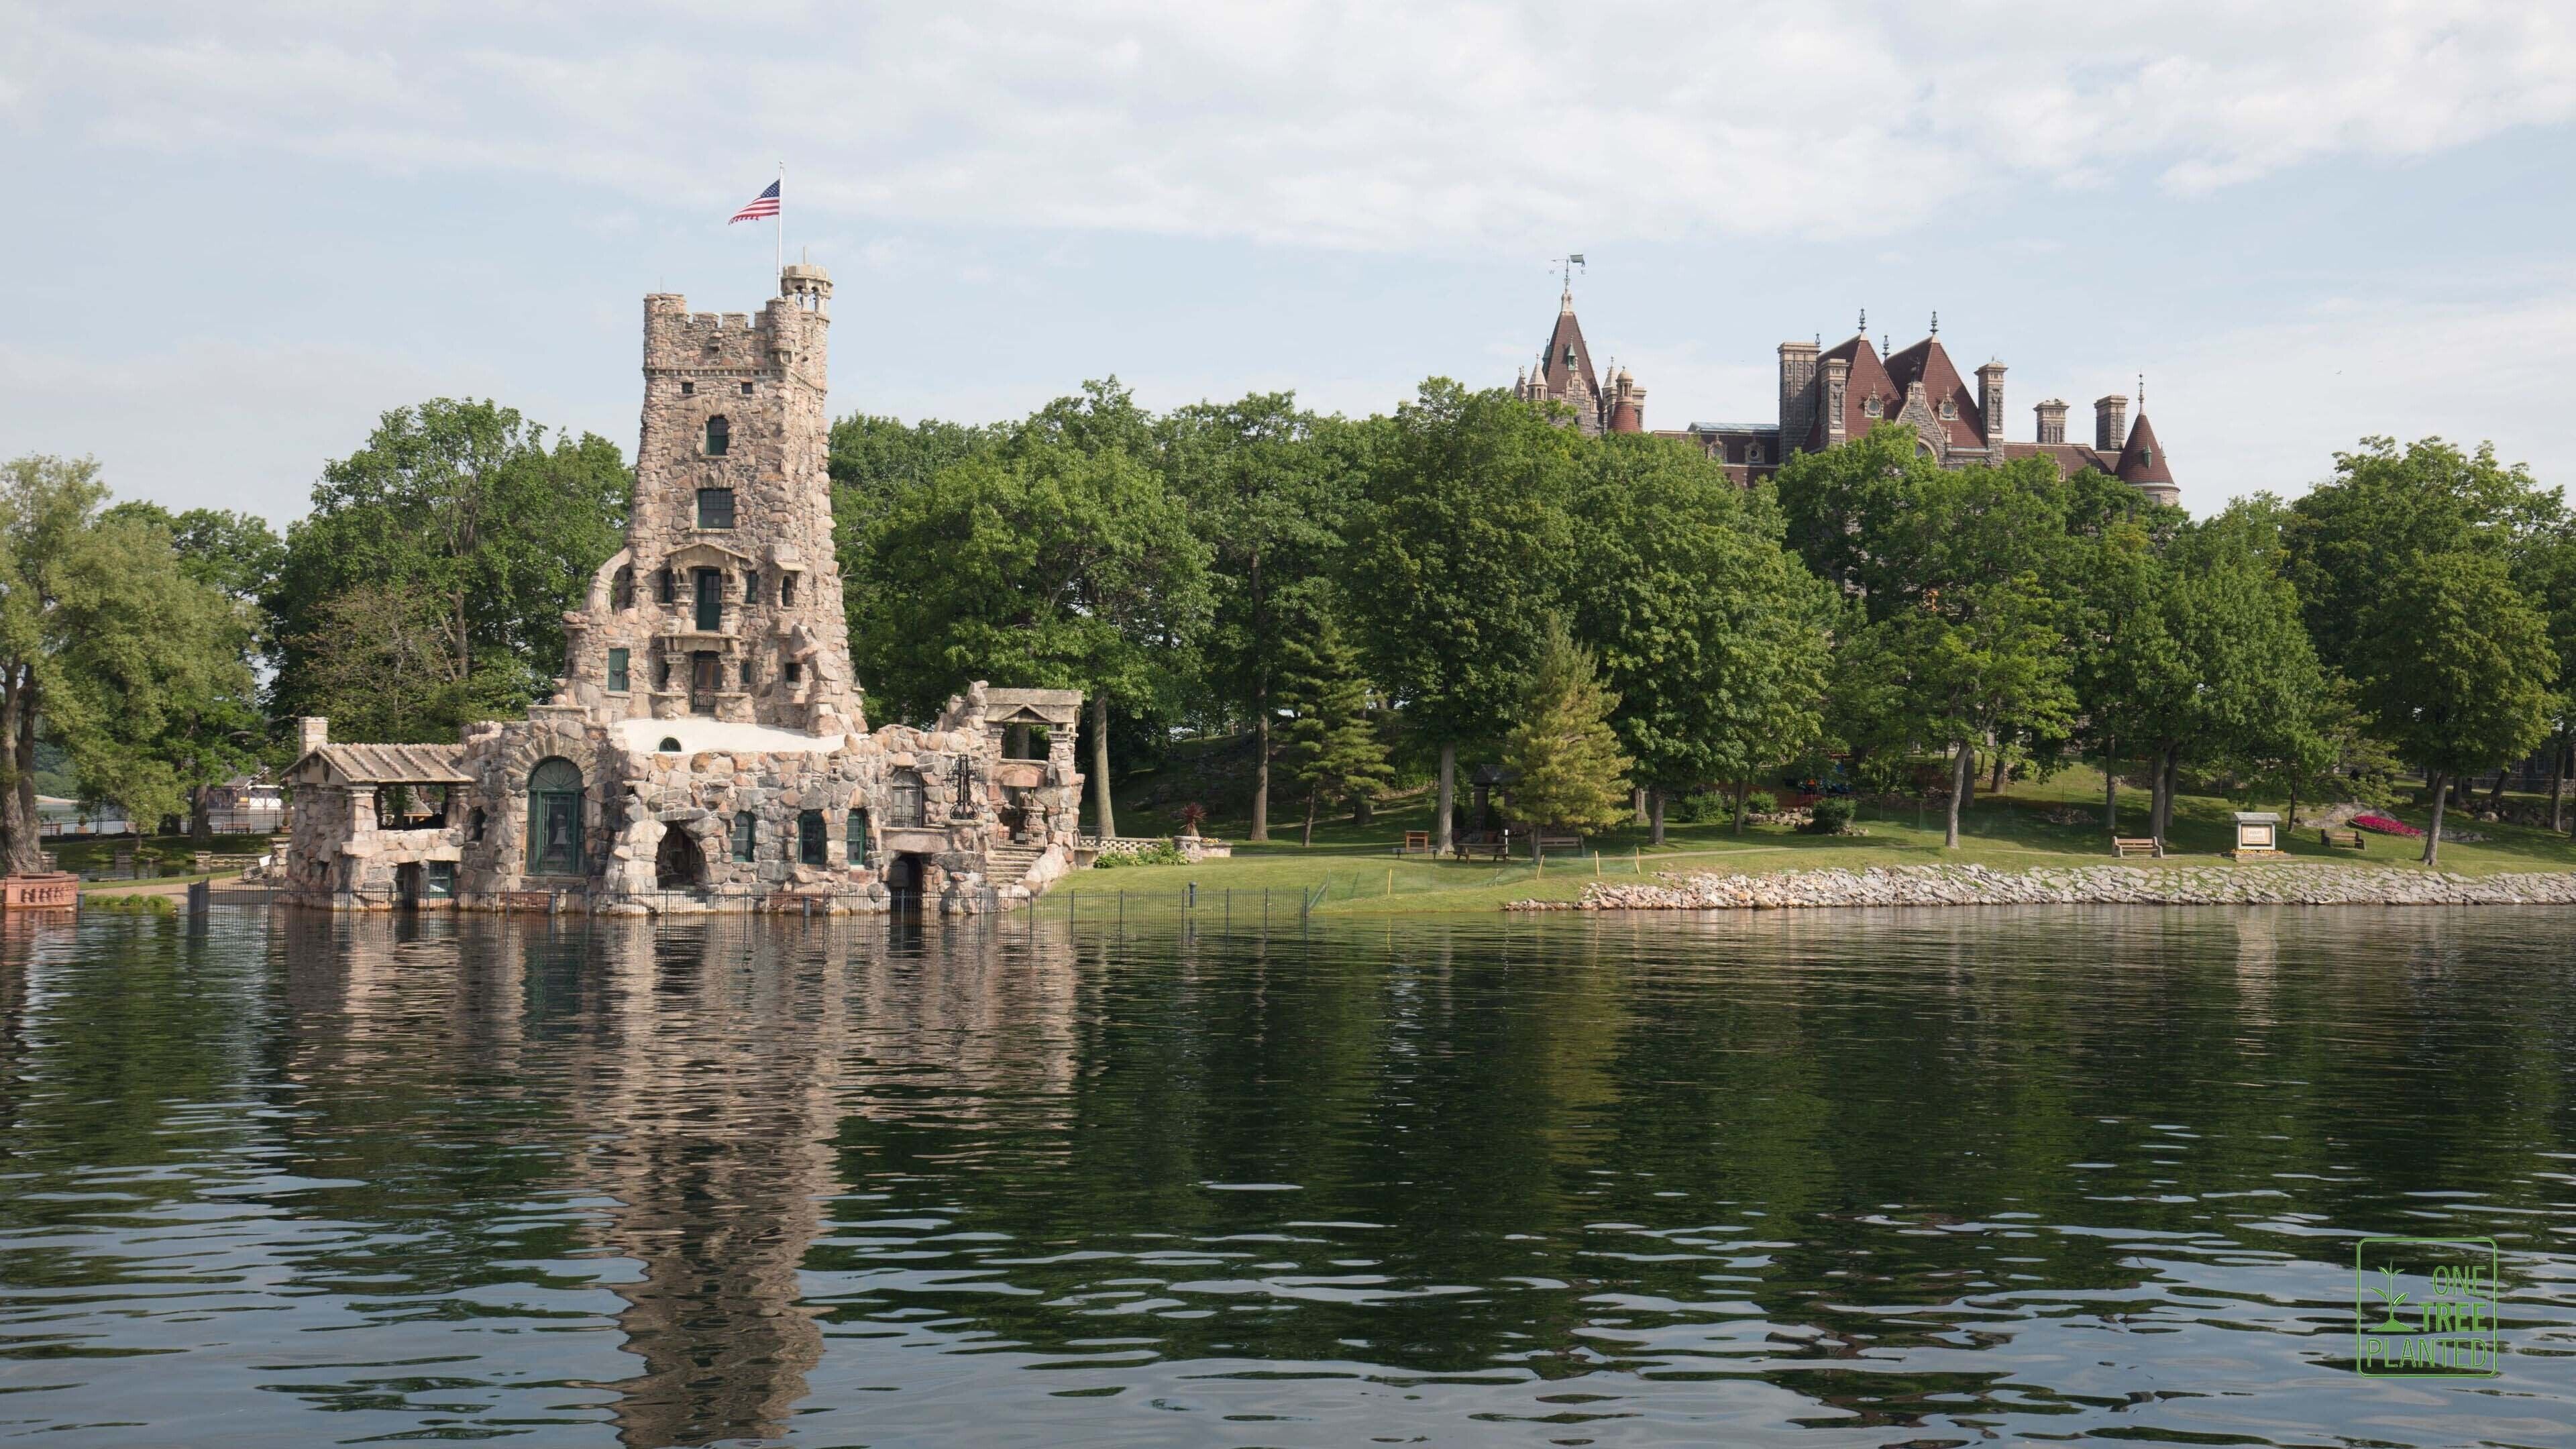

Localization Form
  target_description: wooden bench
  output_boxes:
[1536,833,1584,856]
[2320,826,2365,851]
[2110,837,2162,859]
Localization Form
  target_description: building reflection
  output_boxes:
[270,910,1079,1449]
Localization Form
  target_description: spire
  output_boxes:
[1930,309,1939,335]
[1560,284,1575,315]
[1858,307,1866,336]
[2138,372,2146,410]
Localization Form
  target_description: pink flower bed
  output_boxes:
[2351,813,2424,839]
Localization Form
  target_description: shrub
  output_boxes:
[1674,790,1728,824]
[1743,790,1778,816]
[1802,797,1858,835]
[1096,840,1183,868]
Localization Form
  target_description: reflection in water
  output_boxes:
[3,905,2575,1447]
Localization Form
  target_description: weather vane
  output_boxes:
[1553,253,1586,291]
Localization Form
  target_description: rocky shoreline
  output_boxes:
[1514,862,2576,911]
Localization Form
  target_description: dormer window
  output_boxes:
[2142,447,2153,466]
[1940,399,1957,419]
[1863,396,1881,419]
[704,416,729,456]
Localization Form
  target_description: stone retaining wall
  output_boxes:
[1516,862,2576,912]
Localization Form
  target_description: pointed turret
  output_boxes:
[2116,410,2178,508]
[1525,284,1605,435]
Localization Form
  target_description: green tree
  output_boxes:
[828,413,1002,547]
[1274,600,1393,845]
[2350,551,2557,865]
[2082,517,2333,846]
[1844,574,2074,848]
[268,398,629,736]
[2518,521,2576,830]
[0,458,257,868]
[1344,380,1580,853]
[845,441,1209,837]
[1497,621,1633,853]
[2285,436,2561,678]
[101,501,288,837]
[1159,393,1362,841]
[287,582,526,746]
[1568,435,1835,843]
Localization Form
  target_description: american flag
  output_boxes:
[729,180,780,223]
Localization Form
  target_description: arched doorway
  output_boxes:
[655,822,706,890]
[887,853,926,914]
[525,758,584,875]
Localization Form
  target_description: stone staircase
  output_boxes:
[983,841,1053,894]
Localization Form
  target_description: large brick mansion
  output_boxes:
[1513,286,2180,508]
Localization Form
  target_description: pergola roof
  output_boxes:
[288,743,474,786]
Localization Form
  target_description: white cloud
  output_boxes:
[9,1,2572,252]
[2147,278,2576,507]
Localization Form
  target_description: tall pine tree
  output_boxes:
[1499,620,1633,856]
[1275,599,1393,846]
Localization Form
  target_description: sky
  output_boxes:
[3,1,2574,526]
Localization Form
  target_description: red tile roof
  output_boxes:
[1538,299,1597,402]
[1881,335,1984,446]
[2116,413,2174,486]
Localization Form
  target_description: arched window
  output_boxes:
[525,758,584,875]
[798,809,828,866]
[658,737,682,753]
[732,811,757,862]
[704,415,730,456]
[780,572,797,606]
[612,565,635,610]
[888,769,927,828]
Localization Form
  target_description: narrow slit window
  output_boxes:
[657,568,676,604]
[780,572,797,606]
[784,661,802,684]
[743,569,759,602]
[606,647,629,692]
[846,808,869,865]
[731,811,756,862]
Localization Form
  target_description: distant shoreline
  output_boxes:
[1519,862,2576,911]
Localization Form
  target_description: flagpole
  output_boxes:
[775,159,784,292]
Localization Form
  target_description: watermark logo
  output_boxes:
[2355,1236,2499,1377]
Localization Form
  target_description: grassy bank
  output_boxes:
[1067,763,2576,915]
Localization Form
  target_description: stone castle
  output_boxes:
[280,265,1085,913]
[1514,291,2180,508]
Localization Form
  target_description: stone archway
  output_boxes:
[655,822,706,890]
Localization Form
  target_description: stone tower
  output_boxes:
[561,264,864,735]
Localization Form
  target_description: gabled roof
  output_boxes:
[1811,334,1901,449]
[1880,335,1984,446]
[2116,412,2174,486]
[2002,441,2116,479]
[288,743,474,786]
[1536,290,1598,402]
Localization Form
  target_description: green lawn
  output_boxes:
[1067,762,2576,915]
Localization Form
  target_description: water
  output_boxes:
[4,906,2575,1447]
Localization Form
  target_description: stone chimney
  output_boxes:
[2034,398,2068,445]
[1976,362,2006,450]
[1778,340,1819,453]
[298,716,329,756]
[2094,394,2129,453]
[1821,356,1851,447]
